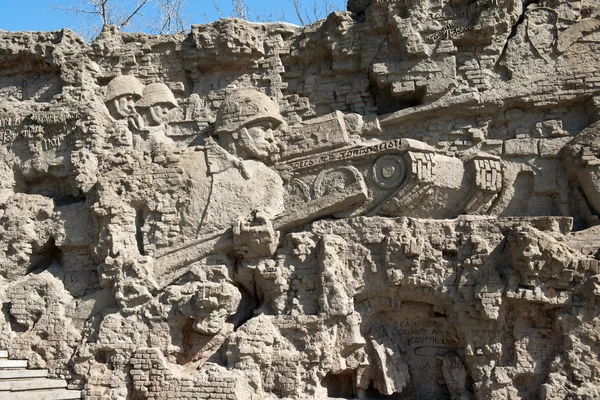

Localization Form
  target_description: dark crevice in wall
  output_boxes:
[3,302,27,333]
[370,82,426,115]
[14,170,86,206]
[364,383,403,399]
[229,283,260,332]
[175,319,214,365]
[135,206,146,256]
[27,237,62,275]
[323,370,357,398]
[495,0,542,71]
[54,195,86,207]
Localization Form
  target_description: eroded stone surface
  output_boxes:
[1,1,600,398]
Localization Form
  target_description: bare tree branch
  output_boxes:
[286,0,341,25]
[232,0,249,20]
[53,0,189,40]
[119,0,150,28]
[154,0,188,34]
[101,0,108,25]
[55,0,344,41]
[290,0,306,25]
[212,0,224,19]
[54,6,99,16]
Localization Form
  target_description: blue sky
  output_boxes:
[0,0,345,34]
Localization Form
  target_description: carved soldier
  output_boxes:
[210,90,295,315]
[208,89,286,240]
[104,75,144,124]
[91,75,159,310]
[134,82,178,152]
[70,77,142,197]
[213,89,284,164]
[174,89,288,326]
[181,89,286,244]
[137,82,178,127]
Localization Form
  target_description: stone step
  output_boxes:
[0,351,80,399]
[0,360,27,369]
[0,389,82,399]
[0,369,49,380]
[0,378,68,391]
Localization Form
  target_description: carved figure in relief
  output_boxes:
[134,82,178,152]
[164,265,241,336]
[137,83,178,127]
[94,76,159,309]
[178,89,286,239]
[104,75,144,122]
[5,7,600,400]
[203,89,286,236]
[211,90,287,313]
[213,89,284,164]
[101,75,144,149]
[173,90,284,248]
[164,89,288,333]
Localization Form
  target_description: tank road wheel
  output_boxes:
[372,154,407,190]
[313,166,366,218]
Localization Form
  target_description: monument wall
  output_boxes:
[1,0,600,398]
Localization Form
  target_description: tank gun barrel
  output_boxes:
[153,181,368,288]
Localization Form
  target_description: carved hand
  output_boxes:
[233,210,280,259]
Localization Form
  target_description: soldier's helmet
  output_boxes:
[214,89,284,134]
[105,75,144,103]
[137,83,178,108]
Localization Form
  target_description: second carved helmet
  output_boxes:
[137,83,178,108]
[214,89,284,134]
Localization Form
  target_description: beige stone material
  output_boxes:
[1,1,600,398]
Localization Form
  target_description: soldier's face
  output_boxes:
[149,104,171,126]
[114,94,137,118]
[244,120,278,160]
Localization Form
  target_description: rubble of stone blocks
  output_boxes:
[1,0,600,398]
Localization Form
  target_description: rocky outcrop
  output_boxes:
[2,0,600,398]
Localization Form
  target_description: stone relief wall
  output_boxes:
[1,0,600,398]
